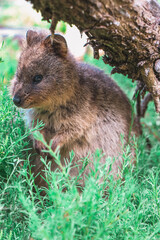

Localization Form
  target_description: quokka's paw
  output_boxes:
[51,135,63,152]
[34,140,50,158]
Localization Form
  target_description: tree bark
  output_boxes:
[27,0,160,112]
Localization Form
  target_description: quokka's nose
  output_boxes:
[13,95,21,106]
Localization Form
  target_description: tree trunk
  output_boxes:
[27,0,160,112]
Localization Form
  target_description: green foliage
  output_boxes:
[1,38,160,240]
[0,38,19,85]
[56,21,67,34]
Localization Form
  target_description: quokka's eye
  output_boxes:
[33,74,43,84]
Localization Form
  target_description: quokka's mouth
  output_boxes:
[20,102,40,109]
[12,94,35,109]
[13,98,32,109]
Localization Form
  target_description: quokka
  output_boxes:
[11,30,139,188]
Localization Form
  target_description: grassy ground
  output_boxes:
[0,35,160,240]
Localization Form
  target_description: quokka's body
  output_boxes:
[11,30,139,187]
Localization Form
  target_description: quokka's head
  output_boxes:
[11,30,76,109]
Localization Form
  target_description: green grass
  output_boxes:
[0,38,160,240]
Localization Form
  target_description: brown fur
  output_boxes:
[11,30,139,188]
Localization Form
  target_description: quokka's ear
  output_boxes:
[26,30,40,46]
[43,34,68,58]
